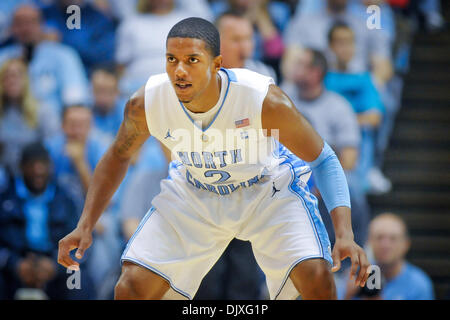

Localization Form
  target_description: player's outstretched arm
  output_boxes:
[261,84,370,287]
[58,86,150,270]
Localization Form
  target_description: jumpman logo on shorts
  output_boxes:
[271,182,280,197]
[164,129,174,140]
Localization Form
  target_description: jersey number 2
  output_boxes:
[204,170,231,184]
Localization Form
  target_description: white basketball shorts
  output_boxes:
[121,162,333,300]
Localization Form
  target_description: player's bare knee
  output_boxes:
[311,262,335,297]
[312,261,332,280]
[310,261,334,286]
[114,274,138,299]
[114,264,145,299]
[291,259,336,299]
[115,262,170,300]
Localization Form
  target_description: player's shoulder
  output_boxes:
[225,68,274,93]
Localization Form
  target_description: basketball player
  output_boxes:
[57,17,370,300]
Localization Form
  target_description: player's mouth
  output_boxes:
[175,82,192,91]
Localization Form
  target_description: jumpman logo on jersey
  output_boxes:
[271,182,280,197]
[164,129,174,140]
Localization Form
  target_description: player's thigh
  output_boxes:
[245,193,331,273]
[240,171,332,299]
[115,261,170,300]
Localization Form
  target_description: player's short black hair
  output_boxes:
[327,21,353,44]
[167,17,220,57]
[20,142,51,166]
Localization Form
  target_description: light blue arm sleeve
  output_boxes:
[307,142,351,213]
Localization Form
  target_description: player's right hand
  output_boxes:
[57,227,93,270]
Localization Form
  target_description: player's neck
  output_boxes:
[183,73,222,114]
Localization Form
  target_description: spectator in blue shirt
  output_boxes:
[338,213,434,300]
[324,22,390,194]
[0,142,94,299]
[41,0,116,74]
[0,4,90,116]
[91,67,126,140]
[44,104,110,214]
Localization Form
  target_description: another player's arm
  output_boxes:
[261,84,370,287]
[58,86,150,270]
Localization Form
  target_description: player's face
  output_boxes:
[166,37,221,104]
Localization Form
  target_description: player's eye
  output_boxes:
[167,56,176,63]
[189,57,199,63]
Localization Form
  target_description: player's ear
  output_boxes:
[213,54,222,72]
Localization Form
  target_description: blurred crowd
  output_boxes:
[0,0,444,300]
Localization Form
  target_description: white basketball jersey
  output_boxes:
[144,68,308,196]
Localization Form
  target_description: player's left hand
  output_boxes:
[331,237,370,287]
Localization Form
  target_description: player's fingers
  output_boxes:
[362,265,372,288]
[359,260,372,288]
[331,249,341,272]
[350,253,360,282]
[58,252,79,270]
[356,251,370,287]
[75,236,92,260]
[57,239,78,269]
[356,253,369,287]
[61,253,80,271]
[57,240,69,266]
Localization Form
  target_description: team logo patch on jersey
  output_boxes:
[164,129,174,140]
[271,182,280,197]
[235,118,250,128]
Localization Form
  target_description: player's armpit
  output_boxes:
[112,86,151,161]
[261,84,323,162]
